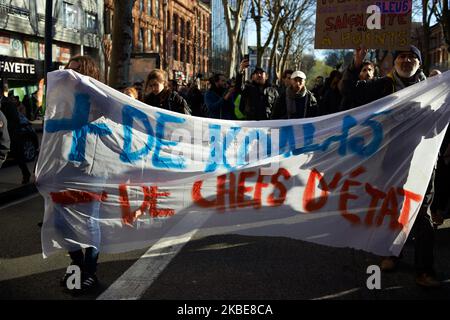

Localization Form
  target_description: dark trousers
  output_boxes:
[69,247,99,275]
[411,206,435,275]
[11,139,31,180]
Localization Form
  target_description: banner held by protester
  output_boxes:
[36,70,450,258]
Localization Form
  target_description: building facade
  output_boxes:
[105,0,211,84]
[428,23,449,72]
[0,0,104,95]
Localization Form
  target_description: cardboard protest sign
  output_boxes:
[315,0,412,49]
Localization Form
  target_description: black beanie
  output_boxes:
[392,45,422,65]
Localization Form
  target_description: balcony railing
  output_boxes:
[0,3,30,18]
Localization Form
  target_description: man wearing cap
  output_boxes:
[340,45,426,108]
[340,45,440,288]
[271,70,318,119]
[238,66,279,120]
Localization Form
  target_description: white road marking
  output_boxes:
[97,212,212,300]
[311,288,361,300]
[0,193,40,210]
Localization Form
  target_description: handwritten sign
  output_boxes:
[315,0,412,49]
[36,70,450,258]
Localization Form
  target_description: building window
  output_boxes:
[155,0,160,18]
[180,44,185,62]
[147,0,152,16]
[63,2,79,29]
[187,46,190,64]
[85,12,97,32]
[180,18,184,39]
[156,32,160,51]
[173,14,178,35]
[138,28,144,52]
[147,29,153,51]
[173,40,178,60]
[186,21,191,40]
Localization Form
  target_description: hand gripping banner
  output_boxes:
[36,70,450,258]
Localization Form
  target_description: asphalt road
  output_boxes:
[1,193,450,301]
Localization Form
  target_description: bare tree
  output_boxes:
[251,0,284,66]
[221,0,246,78]
[109,0,134,89]
[431,0,450,49]
[276,0,314,77]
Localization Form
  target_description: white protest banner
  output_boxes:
[36,70,450,258]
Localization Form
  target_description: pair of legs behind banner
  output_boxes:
[381,175,439,288]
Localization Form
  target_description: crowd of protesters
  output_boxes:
[118,47,449,290]
[1,46,448,294]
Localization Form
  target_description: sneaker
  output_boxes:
[416,273,441,288]
[380,257,397,272]
[80,274,99,292]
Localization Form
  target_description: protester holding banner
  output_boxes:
[430,128,450,227]
[341,45,441,288]
[143,69,191,115]
[58,55,103,293]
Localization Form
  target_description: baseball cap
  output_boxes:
[290,70,306,80]
[392,45,422,65]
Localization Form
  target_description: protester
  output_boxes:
[0,93,31,184]
[320,70,342,115]
[430,128,450,227]
[22,78,45,120]
[143,69,191,115]
[186,77,205,117]
[0,109,10,168]
[123,86,139,99]
[59,54,102,293]
[271,70,318,119]
[341,45,440,288]
[204,73,236,120]
[277,69,294,97]
[311,76,325,104]
[238,66,279,120]
[358,61,376,81]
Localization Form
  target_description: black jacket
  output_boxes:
[271,88,318,119]
[239,82,279,120]
[144,89,191,115]
[339,62,426,110]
